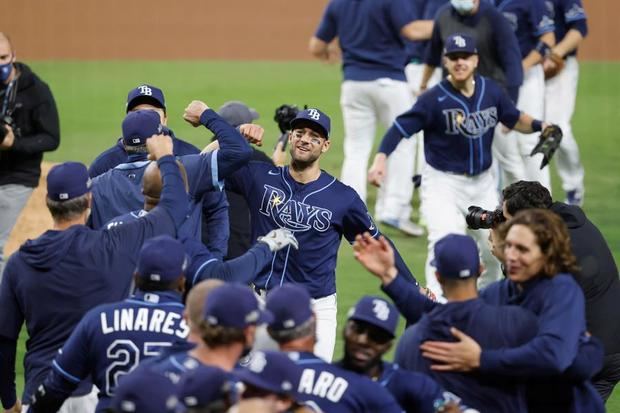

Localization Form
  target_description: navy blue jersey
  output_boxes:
[226,162,417,298]
[288,352,402,413]
[394,299,537,412]
[495,0,555,57]
[142,351,203,385]
[88,131,200,179]
[425,1,523,98]
[378,361,443,413]
[406,0,449,61]
[379,75,520,175]
[0,156,187,405]
[546,0,588,57]
[37,291,188,412]
[314,0,418,81]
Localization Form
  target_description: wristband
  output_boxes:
[532,120,543,132]
[534,41,551,57]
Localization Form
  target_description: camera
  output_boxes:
[0,115,16,144]
[466,206,506,230]
[273,104,299,134]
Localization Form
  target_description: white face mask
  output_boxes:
[451,0,475,14]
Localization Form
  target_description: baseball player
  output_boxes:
[264,285,405,413]
[0,135,187,412]
[224,108,421,361]
[544,0,588,205]
[89,101,255,258]
[337,296,444,413]
[310,0,433,236]
[491,0,556,190]
[176,363,238,413]
[106,367,178,413]
[29,236,190,413]
[88,84,199,178]
[354,233,538,412]
[368,34,555,296]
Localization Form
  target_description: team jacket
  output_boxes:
[0,62,60,187]
[89,109,252,257]
[394,298,538,412]
[288,351,402,413]
[380,75,520,176]
[225,162,418,299]
[0,156,187,407]
[30,290,188,413]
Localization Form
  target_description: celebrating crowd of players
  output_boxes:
[0,0,619,410]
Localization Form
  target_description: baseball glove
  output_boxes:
[530,124,563,169]
[543,52,565,80]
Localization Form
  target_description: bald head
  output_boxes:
[142,160,188,211]
[185,279,225,331]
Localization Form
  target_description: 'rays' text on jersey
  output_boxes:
[443,107,498,138]
[259,185,332,232]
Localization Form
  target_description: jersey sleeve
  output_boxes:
[182,152,223,198]
[200,191,230,259]
[390,0,419,31]
[224,162,259,197]
[480,278,585,376]
[489,9,524,91]
[423,19,444,67]
[378,99,427,156]
[381,272,437,324]
[495,82,521,129]
[315,1,338,42]
[342,194,379,243]
[0,262,24,341]
[51,313,94,386]
[561,0,588,36]
[533,0,555,36]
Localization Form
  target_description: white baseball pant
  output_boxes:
[339,79,415,222]
[22,386,98,413]
[545,56,584,195]
[493,64,550,190]
[420,165,503,299]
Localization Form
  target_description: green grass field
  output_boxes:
[14,60,620,410]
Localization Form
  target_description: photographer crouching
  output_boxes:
[0,33,60,277]
[467,180,620,402]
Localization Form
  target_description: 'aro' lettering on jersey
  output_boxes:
[298,369,349,402]
[100,308,189,339]
[259,185,332,232]
[443,107,498,138]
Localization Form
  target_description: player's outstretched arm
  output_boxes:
[184,100,252,180]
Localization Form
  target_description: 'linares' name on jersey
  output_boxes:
[298,368,349,402]
[100,308,189,338]
[260,185,332,232]
[443,107,498,138]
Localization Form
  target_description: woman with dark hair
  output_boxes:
[419,208,604,412]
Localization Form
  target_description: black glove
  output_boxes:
[530,124,563,169]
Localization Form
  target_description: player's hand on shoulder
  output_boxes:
[146,134,174,160]
[368,153,387,187]
[239,123,264,147]
[258,228,299,252]
[184,100,210,127]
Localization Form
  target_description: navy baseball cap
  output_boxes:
[266,284,313,332]
[431,234,480,279]
[126,84,166,113]
[136,235,187,283]
[46,162,91,202]
[234,351,302,396]
[444,34,478,56]
[347,296,399,338]
[122,110,165,147]
[218,101,260,128]
[178,364,238,410]
[109,368,178,413]
[290,108,331,139]
[203,284,273,329]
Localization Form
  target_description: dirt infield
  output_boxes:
[0,0,618,61]
[4,163,54,257]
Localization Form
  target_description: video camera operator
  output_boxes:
[0,33,60,277]
[467,180,620,402]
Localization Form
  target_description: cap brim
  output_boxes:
[127,96,166,113]
[290,119,329,139]
[250,108,260,121]
[348,315,396,338]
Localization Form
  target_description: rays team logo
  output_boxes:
[259,185,332,232]
[442,107,498,138]
[453,35,466,48]
[138,85,152,96]
[307,109,321,120]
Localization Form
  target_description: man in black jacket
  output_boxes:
[502,180,620,401]
[0,33,60,277]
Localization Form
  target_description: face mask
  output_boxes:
[0,62,13,83]
[451,0,475,14]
